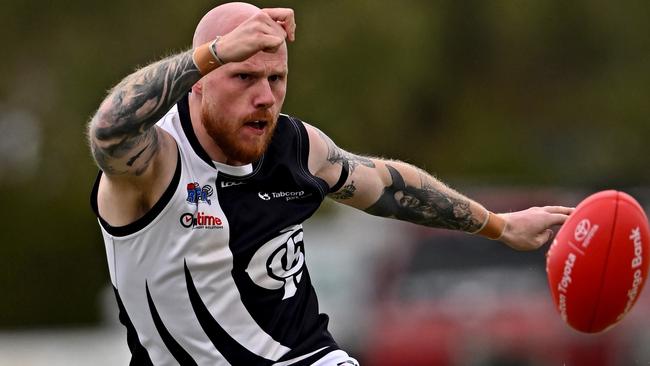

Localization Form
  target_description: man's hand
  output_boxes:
[217,8,296,64]
[499,206,574,251]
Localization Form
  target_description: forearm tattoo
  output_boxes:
[90,50,201,175]
[365,165,483,232]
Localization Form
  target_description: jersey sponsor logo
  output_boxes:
[257,191,310,202]
[246,225,305,300]
[221,180,246,188]
[186,182,213,205]
[180,212,223,229]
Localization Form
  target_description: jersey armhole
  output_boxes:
[90,148,182,237]
[288,117,332,198]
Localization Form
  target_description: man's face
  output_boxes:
[199,46,288,164]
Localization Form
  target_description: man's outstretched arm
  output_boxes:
[306,124,572,251]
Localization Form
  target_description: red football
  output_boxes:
[546,190,650,333]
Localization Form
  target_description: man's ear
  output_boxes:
[192,80,203,95]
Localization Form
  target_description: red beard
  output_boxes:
[201,106,278,164]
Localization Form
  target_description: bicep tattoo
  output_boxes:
[319,130,374,200]
[365,164,483,232]
[330,181,357,200]
[318,130,375,175]
[90,50,201,174]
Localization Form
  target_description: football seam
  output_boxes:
[587,191,620,332]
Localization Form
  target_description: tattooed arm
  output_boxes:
[306,124,573,250]
[305,124,486,231]
[88,50,200,177]
[86,50,202,226]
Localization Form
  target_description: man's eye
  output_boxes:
[269,75,282,82]
[237,74,250,80]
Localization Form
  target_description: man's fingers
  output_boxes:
[543,206,575,215]
[255,11,291,44]
[547,213,570,226]
[262,8,296,41]
[259,35,285,53]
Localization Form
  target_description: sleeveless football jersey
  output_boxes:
[91,94,348,365]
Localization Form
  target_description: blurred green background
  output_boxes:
[1,0,648,330]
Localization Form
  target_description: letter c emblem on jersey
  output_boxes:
[246,225,305,300]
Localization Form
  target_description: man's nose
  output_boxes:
[253,79,275,109]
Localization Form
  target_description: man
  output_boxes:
[88,3,572,365]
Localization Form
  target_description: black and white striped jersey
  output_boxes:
[91,94,343,365]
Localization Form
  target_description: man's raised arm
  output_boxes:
[87,8,296,177]
[306,124,572,251]
[88,51,201,176]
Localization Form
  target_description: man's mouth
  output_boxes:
[244,120,268,131]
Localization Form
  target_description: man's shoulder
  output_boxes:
[278,112,305,124]
[264,114,311,161]
[275,113,307,137]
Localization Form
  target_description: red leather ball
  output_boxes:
[546,190,649,333]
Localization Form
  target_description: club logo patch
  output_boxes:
[246,225,305,300]
[187,182,213,205]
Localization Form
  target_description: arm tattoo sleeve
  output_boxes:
[365,164,483,232]
[89,49,201,175]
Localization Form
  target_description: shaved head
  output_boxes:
[193,2,261,47]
